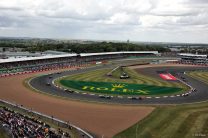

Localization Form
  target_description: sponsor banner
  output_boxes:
[60,80,182,95]
[159,73,177,81]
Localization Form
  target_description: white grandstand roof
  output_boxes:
[0,53,77,64]
[0,51,158,64]
[178,53,207,57]
[80,51,158,56]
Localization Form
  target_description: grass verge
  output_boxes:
[187,71,208,85]
[114,102,208,138]
[114,71,208,138]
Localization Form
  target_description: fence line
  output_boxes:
[0,99,94,138]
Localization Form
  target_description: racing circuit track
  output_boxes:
[29,64,208,104]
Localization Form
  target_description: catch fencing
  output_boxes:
[0,99,94,138]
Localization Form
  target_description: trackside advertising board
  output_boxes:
[159,73,177,81]
[60,80,182,95]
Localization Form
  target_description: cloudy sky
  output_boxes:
[0,0,208,43]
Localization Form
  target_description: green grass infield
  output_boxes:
[57,67,188,96]
[60,80,182,96]
[188,71,208,85]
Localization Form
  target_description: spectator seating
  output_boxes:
[0,107,70,138]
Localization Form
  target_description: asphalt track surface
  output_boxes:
[30,64,208,104]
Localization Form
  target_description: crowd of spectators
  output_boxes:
[0,57,86,76]
[0,106,71,138]
[0,54,113,75]
[0,53,124,70]
[0,53,156,76]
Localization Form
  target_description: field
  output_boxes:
[58,67,189,96]
[114,71,208,138]
[114,102,208,138]
[0,129,10,138]
[188,71,208,84]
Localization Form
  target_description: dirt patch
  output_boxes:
[0,68,154,138]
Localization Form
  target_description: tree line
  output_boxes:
[0,39,170,53]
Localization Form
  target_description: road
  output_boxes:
[30,64,208,104]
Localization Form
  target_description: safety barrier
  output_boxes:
[0,99,94,138]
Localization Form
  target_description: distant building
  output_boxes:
[0,47,23,52]
[43,50,68,55]
[178,53,208,64]
[169,48,181,52]
[0,50,69,59]
[1,52,43,59]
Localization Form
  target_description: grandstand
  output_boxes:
[178,53,208,64]
[0,100,92,138]
[0,51,159,76]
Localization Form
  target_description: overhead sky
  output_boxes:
[0,0,208,43]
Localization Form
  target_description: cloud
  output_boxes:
[0,0,208,43]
